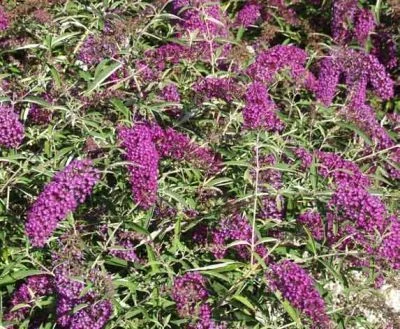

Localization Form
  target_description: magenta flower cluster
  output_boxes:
[109,231,141,262]
[325,186,400,270]
[294,147,313,169]
[171,0,230,60]
[161,83,181,116]
[314,49,396,162]
[328,184,388,236]
[0,6,8,31]
[161,84,180,103]
[172,272,209,318]
[234,0,297,27]
[378,217,400,270]
[315,151,370,188]
[55,265,112,329]
[172,272,224,328]
[146,44,188,70]
[235,3,262,27]
[353,9,375,45]
[298,210,324,241]
[266,260,331,327]
[256,154,284,220]
[137,44,192,85]
[4,275,54,325]
[78,35,118,66]
[243,82,283,131]
[372,31,398,70]
[5,255,113,329]
[28,93,54,125]
[193,77,241,102]
[212,213,267,260]
[172,0,229,39]
[136,1,231,86]
[119,122,221,209]
[345,82,395,150]
[294,148,400,269]
[118,124,160,209]
[0,106,24,148]
[315,48,394,107]
[25,159,100,246]
[313,57,341,106]
[331,0,375,45]
[29,104,52,125]
[246,45,314,88]
[155,126,222,174]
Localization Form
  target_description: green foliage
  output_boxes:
[0,0,399,328]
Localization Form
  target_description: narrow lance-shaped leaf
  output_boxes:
[86,60,123,94]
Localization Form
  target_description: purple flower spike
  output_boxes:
[379,217,400,270]
[212,213,267,260]
[0,106,24,148]
[0,6,9,31]
[243,82,283,131]
[314,57,341,106]
[4,275,54,324]
[193,77,241,102]
[25,159,100,246]
[118,124,160,209]
[331,0,375,46]
[55,265,112,329]
[235,3,262,27]
[354,9,375,45]
[298,210,324,241]
[315,49,394,105]
[372,31,398,70]
[172,272,209,318]
[266,261,330,327]
[246,45,310,85]
[154,126,222,174]
[161,84,180,103]
[78,35,118,66]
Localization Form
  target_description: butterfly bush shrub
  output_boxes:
[0,0,399,328]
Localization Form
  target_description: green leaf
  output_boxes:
[104,257,128,268]
[172,217,183,252]
[310,154,318,191]
[0,270,45,286]
[224,160,250,168]
[304,227,318,256]
[279,296,302,327]
[0,96,11,102]
[2,44,46,53]
[86,60,123,94]
[204,177,233,187]
[111,99,131,120]
[50,32,80,49]
[113,279,137,292]
[236,26,245,42]
[188,261,242,272]
[232,295,256,312]
[146,245,160,274]
[317,259,345,284]
[160,189,188,207]
[20,96,52,108]
[49,65,62,88]
[337,122,373,145]
[72,303,89,314]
